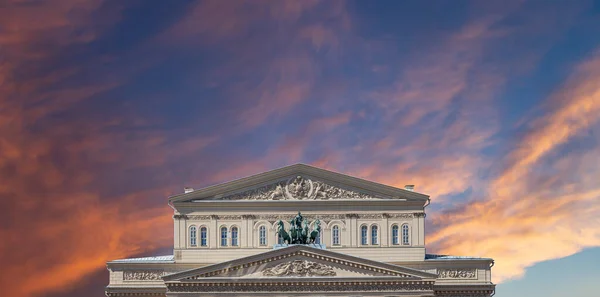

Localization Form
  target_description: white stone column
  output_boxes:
[347,214,358,247]
[210,215,218,248]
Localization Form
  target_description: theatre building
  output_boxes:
[106,164,495,296]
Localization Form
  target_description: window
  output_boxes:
[221,227,228,246]
[200,227,207,246]
[392,225,399,245]
[189,226,197,246]
[231,227,238,246]
[402,224,410,245]
[332,225,340,246]
[361,225,368,245]
[259,226,267,246]
[315,231,321,244]
[371,225,378,245]
[277,233,284,244]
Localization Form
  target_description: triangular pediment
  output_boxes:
[164,245,437,282]
[169,163,429,203]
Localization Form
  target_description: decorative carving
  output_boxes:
[413,212,426,218]
[123,270,167,281]
[219,176,381,200]
[437,268,477,279]
[262,260,336,277]
[345,213,359,218]
[187,215,243,220]
[173,214,188,220]
[168,282,433,293]
[386,213,414,218]
[187,215,211,220]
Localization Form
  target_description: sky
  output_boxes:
[0,0,599,296]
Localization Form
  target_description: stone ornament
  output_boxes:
[437,268,477,279]
[262,260,336,277]
[123,270,167,281]
[219,176,380,200]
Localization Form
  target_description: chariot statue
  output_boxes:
[275,212,321,245]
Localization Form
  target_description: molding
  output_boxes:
[167,281,434,293]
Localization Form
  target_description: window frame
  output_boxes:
[189,225,197,247]
[332,225,340,246]
[220,226,228,247]
[402,223,410,245]
[231,226,239,247]
[360,225,368,245]
[371,224,379,245]
[259,225,267,246]
[200,226,208,247]
[392,224,399,245]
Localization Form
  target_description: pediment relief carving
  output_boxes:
[217,175,383,201]
[262,260,336,277]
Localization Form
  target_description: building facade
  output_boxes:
[106,164,495,296]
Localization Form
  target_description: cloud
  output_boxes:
[428,50,600,283]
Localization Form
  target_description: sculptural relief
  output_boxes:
[123,270,168,281]
[262,260,336,277]
[219,176,381,200]
[437,269,477,279]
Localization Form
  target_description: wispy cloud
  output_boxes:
[428,50,600,283]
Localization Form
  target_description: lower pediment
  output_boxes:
[164,245,437,282]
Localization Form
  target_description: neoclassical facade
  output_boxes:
[106,164,495,296]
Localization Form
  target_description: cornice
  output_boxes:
[173,199,427,210]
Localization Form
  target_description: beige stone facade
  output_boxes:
[106,164,495,296]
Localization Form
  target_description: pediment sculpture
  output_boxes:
[220,175,379,200]
[262,260,336,277]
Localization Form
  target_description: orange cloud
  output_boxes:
[428,50,600,283]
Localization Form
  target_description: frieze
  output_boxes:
[387,213,415,218]
[437,269,477,279]
[173,214,188,220]
[218,176,381,200]
[184,213,418,221]
[167,282,433,293]
[187,215,211,220]
[187,215,243,220]
[262,260,336,277]
[253,214,346,221]
[123,270,168,281]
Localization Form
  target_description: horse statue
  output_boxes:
[308,219,321,244]
[301,219,310,243]
[275,220,291,244]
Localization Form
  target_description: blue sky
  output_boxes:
[1,1,599,296]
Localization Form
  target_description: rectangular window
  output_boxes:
[221,227,228,246]
[200,227,207,246]
[231,227,238,246]
[259,226,267,246]
[361,226,368,245]
[332,226,340,245]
